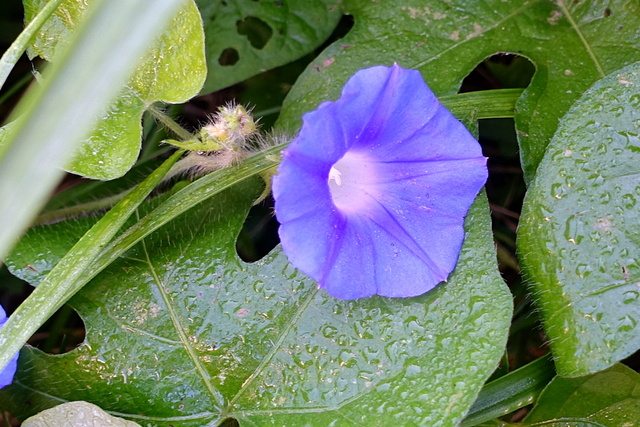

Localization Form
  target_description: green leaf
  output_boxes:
[276,0,640,183]
[0,150,182,379]
[23,401,142,427]
[3,179,511,425]
[23,0,206,179]
[0,0,187,260]
[524,364,640,426]
[518,61,640,376]
[196,0,342,93]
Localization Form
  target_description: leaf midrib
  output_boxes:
[140,237,226,411]
[226,287,319,409]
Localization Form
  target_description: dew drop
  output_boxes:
[551,183,566,199]
[321,325,338,339]
[623,290,639,304]
[617,314,637,332]
[622,193,637,209]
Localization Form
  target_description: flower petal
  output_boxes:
[273,64,487,300]
[335,64,441,153]
[0,305,18,389]
[371,157,488,217]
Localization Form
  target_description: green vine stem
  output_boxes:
[147,103,194,141]
[461,354,556,426]
[0,150,183,374]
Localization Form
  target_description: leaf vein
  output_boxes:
[228,288,319,408]
[413,0,537,69]
[140,238,226,410]
[556,0,605,77]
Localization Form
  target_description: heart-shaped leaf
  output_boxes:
[3,176,511,425]
[276,0,640,184]
[23,0,206,179]
[518,61,640,376]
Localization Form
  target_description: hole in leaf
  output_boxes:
[218,48,240,66]
[479,117,526,281]
[460,53,535,92]
[460,54,537,367]
[236,196,280,263]
[29,304,85,354]
[458,53,534,283]
[236,16,273,50]
[1,266,85,355]
[219,418,239,427]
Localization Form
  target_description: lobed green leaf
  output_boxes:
[3,183,511,426]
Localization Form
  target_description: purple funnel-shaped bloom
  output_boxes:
[0,304,18,388]
[273,64,487,300]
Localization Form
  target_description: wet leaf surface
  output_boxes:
[519,61,640,376]
[23,401,142,427]
[3,179,510,425]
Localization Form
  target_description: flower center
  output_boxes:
[327,152,376,212]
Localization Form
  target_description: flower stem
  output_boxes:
[147,103,193,140]
[33,189,132,225]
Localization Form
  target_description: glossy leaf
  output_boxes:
[524,364,640,426]
[23,0,206,179]
[0,150,182,376]
[518,62,640,376]
[196,0,342,93]
[276,0,640,183]
[0,0,187,262]
[3,176,511,425]
[23,401,142,427]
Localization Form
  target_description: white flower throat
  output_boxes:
[327,152,376,212]
[328,166,342,186]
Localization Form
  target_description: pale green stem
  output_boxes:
[33,189,132,226]
[147,104,193,140]
[0,0,66,90]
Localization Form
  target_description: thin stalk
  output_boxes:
[33,189,132,226]
[147,104,193,140]
[461,354,555,426]
[440,88,523,119]
[0,0,66,89]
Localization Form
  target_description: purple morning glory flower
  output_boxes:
[0,304,18,388]
[272,64,487,300]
